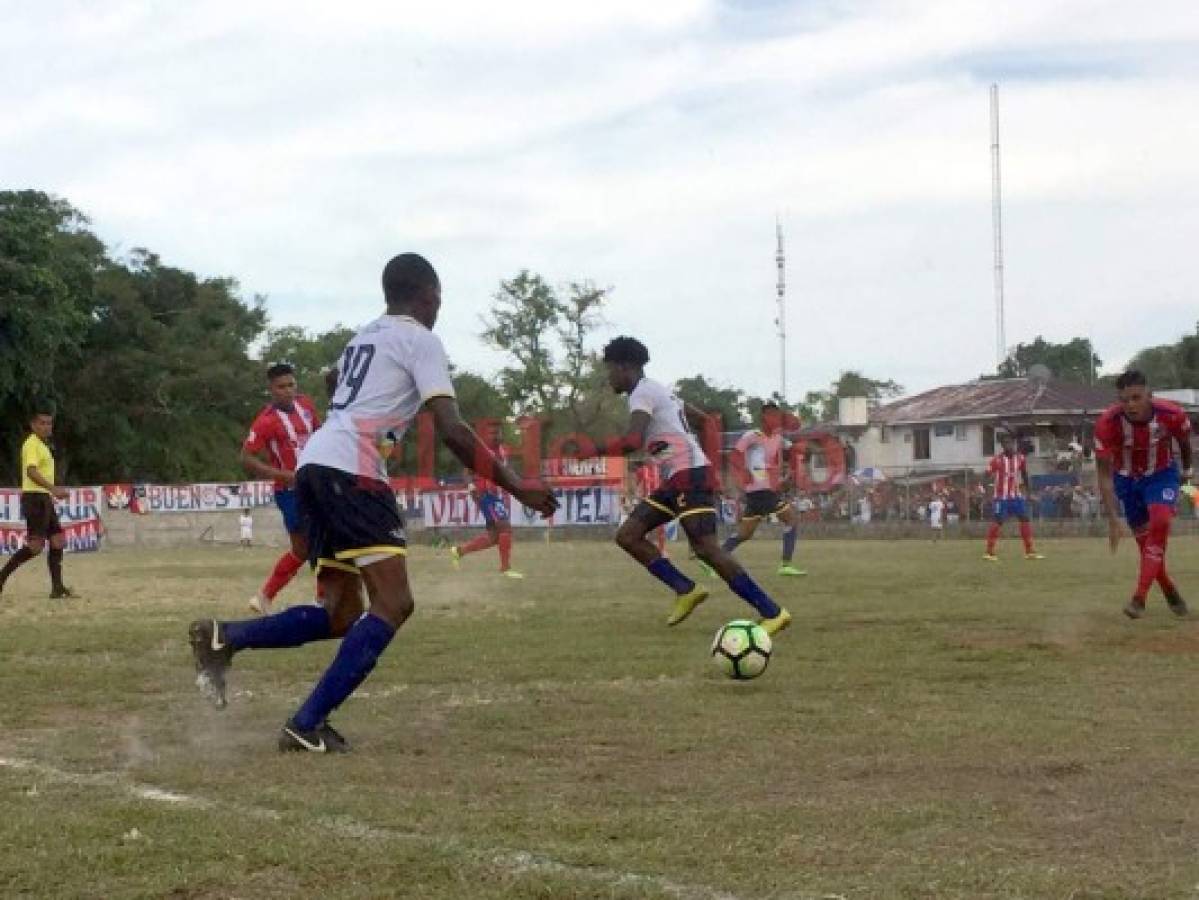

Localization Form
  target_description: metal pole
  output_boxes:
[776,217,787,404]
[991,84,1006,372]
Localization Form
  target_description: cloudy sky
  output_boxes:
[3,0,1197,400]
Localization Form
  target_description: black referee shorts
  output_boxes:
[21,492,63,540]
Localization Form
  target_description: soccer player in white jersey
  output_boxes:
[602,337,792,636]
[722,401,806,576]
[188,254,558,753]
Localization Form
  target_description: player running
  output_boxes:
[241,362,321,614]
[449,430,524,578]
[721,401,806,576]
[188,253,557,753]
[602,336,791,635]
[983,433,1044,561]
[624,459,669,557]
[1093,370,1193,619]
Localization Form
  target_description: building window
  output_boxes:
[903,431,912,443]
[879,426,889,443]
[955,424,968,441]
[933,424,954,437]
[982,425,995,456]
[913,427,931,461]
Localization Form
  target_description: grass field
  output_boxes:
[2,535,1198,899]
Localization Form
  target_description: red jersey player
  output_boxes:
[983,433,1043,561]
[241,362,321,613]
[1093,369,1194,619]
[449,431,524,577]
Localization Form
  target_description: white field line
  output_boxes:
[0,755,744,900]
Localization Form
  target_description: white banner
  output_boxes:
[421,487,621,528]
[0,487,104,554]
[132,481,277,514]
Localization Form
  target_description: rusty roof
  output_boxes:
[871,379,1115,425]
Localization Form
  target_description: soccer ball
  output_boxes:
[711,620,772,680]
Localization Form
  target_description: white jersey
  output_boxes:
[238,513,253,538]
[299,315,455,481]
[627,377,709,480]
[928,499,945,527]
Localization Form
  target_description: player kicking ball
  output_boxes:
[1093,369,1193,619]
[602,337,791,636]
[722,401,806,577]
[188,254,557,753]
[982,433,1044,561]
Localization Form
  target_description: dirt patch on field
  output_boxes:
[1130,628,1199,654]
[952,631,1082,653]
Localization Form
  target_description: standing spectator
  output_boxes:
[0,409,76,599]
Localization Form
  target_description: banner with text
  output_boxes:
[116,482,277,514]
[421,486,620,529]
[0,487,104,554]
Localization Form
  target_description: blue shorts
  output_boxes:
[275,488,302,534]
[992,498,1027,521]
[478,491,510,527]
[1114,467,1181,531]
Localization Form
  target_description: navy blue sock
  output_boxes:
[223,605,332,651]
[293,613,395,731]
[721,535,743,553]
[782,527,798,562]
[647,557,695,595]
[728,572,782,619]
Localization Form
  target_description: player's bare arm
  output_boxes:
[1095,454,1123,553]
[606,410,652,456]
[682,402,711,434]
[426,395,557,517]
[25,465,68,499]
[240,446,295,485]
[728,446,749,494]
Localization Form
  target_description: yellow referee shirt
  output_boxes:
[20,434,54,494]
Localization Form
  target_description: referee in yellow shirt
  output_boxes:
[0,410,77,599]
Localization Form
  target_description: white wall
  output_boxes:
[849,422,992,472]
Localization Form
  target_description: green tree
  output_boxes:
[674,375,748,431]
[259,324,356,405]
[793,390,834,424]
[481,271,619,436]
[832,370,904,401]
[60,250,267,482]
[995,336,1101,384]
[785,372,902,427]
[1125,322,1199,387]
[452,370,511,422]
[0,191,105,482]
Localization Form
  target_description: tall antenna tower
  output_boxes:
[775,217,786,403]
[990,83,1007,372]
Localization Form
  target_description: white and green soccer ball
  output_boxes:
[711,619,772,680]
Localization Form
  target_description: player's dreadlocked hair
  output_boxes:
[602,336,649,366]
